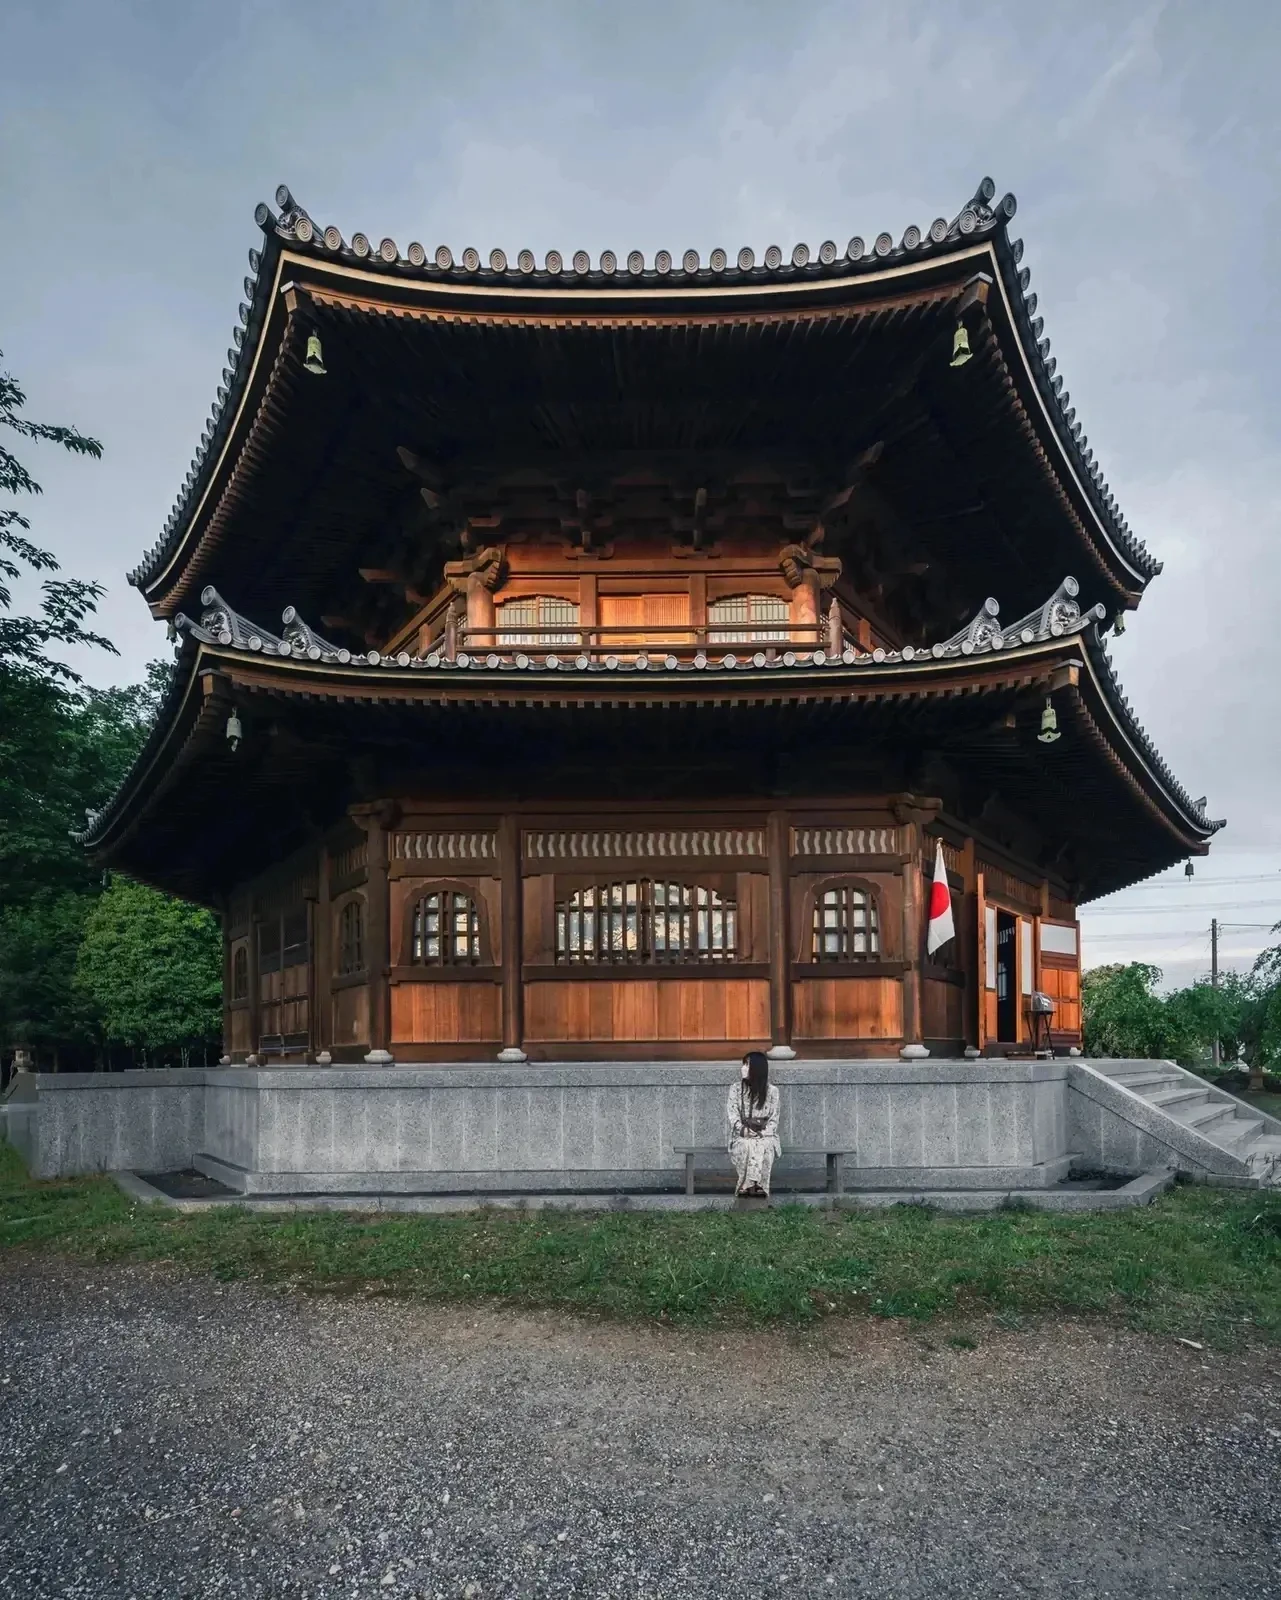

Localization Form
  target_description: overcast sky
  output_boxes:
[3,0,1278,982]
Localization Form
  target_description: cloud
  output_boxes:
[2,0,1277,954]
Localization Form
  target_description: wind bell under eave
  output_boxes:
[949,325,973,368]
[1037,697,1060,744]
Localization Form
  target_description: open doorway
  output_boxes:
[995,911,1017,1042]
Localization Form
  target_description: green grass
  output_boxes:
[4,1141,1281,1342]
[1237,1089,1281,1121]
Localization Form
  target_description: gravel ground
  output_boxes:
[1,1259,1280,1598]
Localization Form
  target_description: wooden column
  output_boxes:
[247,896,262,1063]
[901,830,924,1050]
[362,809,393,1063]
[976,870,989,1052]
[689,571,708,647]
[498,814,526,1060]
[313,840,333,1060]
[579,574,598,655]
[961,836,979,1051]
[766,810,793,1057]
[219,905,232,1062]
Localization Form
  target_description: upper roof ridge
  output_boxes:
[127,176,1162,597]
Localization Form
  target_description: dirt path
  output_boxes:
[1,1258,1279,1597]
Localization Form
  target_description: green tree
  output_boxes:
[74,876,222,1066]
[1,347,111,680]
[0,660,174,1065]
[1081,962,1190,1059]
[0,891,99,1063]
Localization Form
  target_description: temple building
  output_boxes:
[80,177,1219,1076]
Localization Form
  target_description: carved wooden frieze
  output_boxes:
[790,826,901,858]
[330,840,368,879]
[524,828,766,862]
[391,831,498,863]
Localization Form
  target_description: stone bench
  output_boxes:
[673,1146,855,1197]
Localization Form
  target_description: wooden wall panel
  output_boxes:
[229,1010,252,1053]
[923,978,963,1041]
[1039,963,1081,1033]
[598,592,690,645]
[523,979,769,1042]
[791,977,902,1040]
[332,984,370,1047]
[391,982,501,1044]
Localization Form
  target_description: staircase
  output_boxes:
[1074,1059,1281,1186]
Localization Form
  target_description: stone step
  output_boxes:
[1193,1108,1257,1142]
[1147,1084,1214,1109]
[1097,1063,1176,1082]
[1211,1116,1265,1148]
[1110,1070,1182,1093]
[1174,1098,1237,1131]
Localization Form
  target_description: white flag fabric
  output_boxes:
[925,840,956,955]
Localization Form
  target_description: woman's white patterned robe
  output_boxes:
[726,1080,781,1195]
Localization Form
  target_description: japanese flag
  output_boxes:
[925,840,955,955]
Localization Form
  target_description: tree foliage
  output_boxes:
[0,350,216,1069]
[0,348,113,680]
[74,877,221,1063]
[1083,951,1281,1074]
[0,668,177,1063]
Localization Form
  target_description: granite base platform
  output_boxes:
[5,1055,1243,1196]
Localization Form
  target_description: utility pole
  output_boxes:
[1211,917,1221,1070]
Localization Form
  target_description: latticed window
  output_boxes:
[337,899,365,975]
[812,884,880,961]
[707,593,789,644]
[555,880,737,964]
[497,595,580,646]
[231,945,249,1001]
[411,890,482,965]
[258,908,309,975]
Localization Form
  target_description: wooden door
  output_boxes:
[598,593,690,651]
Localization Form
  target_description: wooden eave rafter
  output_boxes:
[135,219,1154,620]
[82,632,1215,878]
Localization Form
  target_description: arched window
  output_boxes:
[708,594,789,644]
[555,880,736,965]
[411,889,482,965]
[231,945,249,1001]
[812,882,880,961]
[337,899,365,975]
[497,595,580,647]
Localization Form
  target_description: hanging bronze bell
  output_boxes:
[303,333,326,375]
[949,325,973,368]
[1037,697,1060,744]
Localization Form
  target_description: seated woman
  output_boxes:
[726,1050,782,1198]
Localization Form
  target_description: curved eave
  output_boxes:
[82,632,1217,888]
[131,179,1159,614]
[77,640,224,859]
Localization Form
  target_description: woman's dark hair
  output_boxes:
[742,1049,769,1110]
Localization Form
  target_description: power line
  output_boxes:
[1090,873,1281,901]
[1096,872,1281,891]
[1084,899,1281,915]
[1083,927,1276,941]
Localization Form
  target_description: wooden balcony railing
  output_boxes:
[440,620,840,664]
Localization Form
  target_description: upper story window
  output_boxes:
[337,898,365,976]
[555,880,737,965]
[812,882,880,961]
[231,945,249,1001]
[259,908,309,975]
[411,889,482,965]
[497,596,580,646]
[708,593,789,644]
